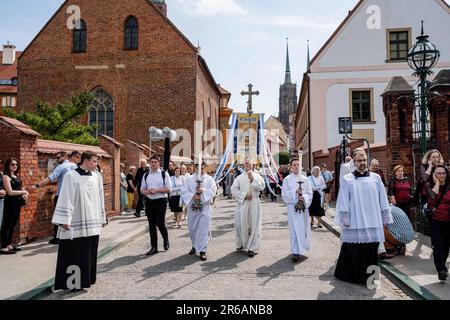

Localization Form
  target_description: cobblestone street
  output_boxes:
[46,196,411,300]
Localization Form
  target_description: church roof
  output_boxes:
[284,40,292,84]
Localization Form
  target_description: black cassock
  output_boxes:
[52,167,105,291]
[54,236,99,290]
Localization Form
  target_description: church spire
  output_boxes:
[306,40,311,73]
[284,38,292,84]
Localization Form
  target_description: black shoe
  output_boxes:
[247,251,256,257]
[146,248,159,256]
[189,247,196,255]
[164,242,170,251]
[236,247,243,251]
[200,252,207,261]
[438,271,447,281]
[292,254,300,263]
[0,250,16,255]
[134,211,141,218]
[49,238,59,245]
[378,252,395,260]
[11,247,22,252]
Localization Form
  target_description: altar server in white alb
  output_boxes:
[231,159,266,257]
[52,151,107,292]
[282,158,313,263]
[182,161,217,261]
[334,149,392,285]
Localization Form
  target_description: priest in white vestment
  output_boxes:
[231,159,266,257]
[181,162,217,261]
[334,150,392,284]
[52,151,107,292]
[281,158,313,262]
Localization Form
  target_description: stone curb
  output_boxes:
[320,213,441,301]
[13,222,149,300]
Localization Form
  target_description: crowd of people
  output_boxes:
[0,147,448,292]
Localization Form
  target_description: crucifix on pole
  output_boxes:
[241,83,260,115]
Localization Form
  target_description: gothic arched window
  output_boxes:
[125,16,139,50]
[89,88,114,138]
[73,20,87,53]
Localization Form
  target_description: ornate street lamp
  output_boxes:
[406,21,440,154]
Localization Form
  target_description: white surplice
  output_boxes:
[334,172,392,243]
[181,173,217,253]
[231,170,266,252]
[52,170,106,240]
[282,173,313,255]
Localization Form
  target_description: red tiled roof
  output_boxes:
[37,139,112,158]
[0,116,40,136]
[99,134,124,148]
[0,52,20,79]
[126,139,145,150]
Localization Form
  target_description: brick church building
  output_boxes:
[17,0,223,157]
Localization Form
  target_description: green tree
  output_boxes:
[5,91,98,145]
[276,152,290,165]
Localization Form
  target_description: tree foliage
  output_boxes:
[5,91,98,145]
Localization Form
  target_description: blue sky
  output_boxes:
[1,0,448,118]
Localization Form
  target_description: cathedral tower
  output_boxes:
[279,39,298,128]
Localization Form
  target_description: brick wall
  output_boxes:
[196,59,221,156]
[122,140,147,169]
[429,87,450,164]
[17,0,219,155]
[382,74,450,185]
[99,135,123,216]
[0,117,119,244]
[382,88,416,182]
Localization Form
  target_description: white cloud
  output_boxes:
[175,0,247,16]
[249,14,337,30]
[233,31,277,46]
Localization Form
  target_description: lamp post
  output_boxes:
[148,126,177,170]
[406,21,440,155]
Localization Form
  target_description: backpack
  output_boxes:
[143,170,167,186]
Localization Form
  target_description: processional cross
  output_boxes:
[241,84,260,115]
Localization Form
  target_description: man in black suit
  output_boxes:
[133,159,149,217]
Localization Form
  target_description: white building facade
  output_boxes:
[297,0,450,163]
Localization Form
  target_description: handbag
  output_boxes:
[18,196,27,207]
[422,191,445,219]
